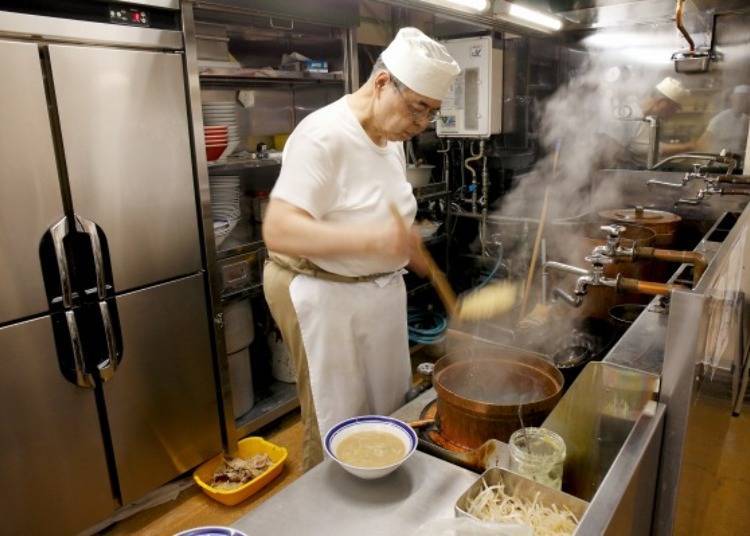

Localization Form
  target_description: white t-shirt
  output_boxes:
[271,96,417,277]
[601,103,651,168]
[704,108,749,155]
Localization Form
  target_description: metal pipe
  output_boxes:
[437,139,451,186]
[618,277,684,297]
[645,116,660,169]
[633,246,707,286]
[480,143,489,254]
[716,174,750,185]
[675,0,695,52]
[651,152,723,170]
[552,287,583,307]
[464,140,484,214]
[544,261,591,277]
[717,187,750,197]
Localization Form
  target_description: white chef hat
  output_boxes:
[381,27,461,101]
[733,84,750,95]
[655,77,690,106]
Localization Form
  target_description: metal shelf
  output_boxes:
[217,220,264,260]
[209,155,281,174]
[200,67,345,86]
[235,380,299,438]
[221,283,264,302]
[414,181,448,202]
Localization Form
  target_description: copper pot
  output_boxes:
[598,207,681,247]
[433,349,564,450]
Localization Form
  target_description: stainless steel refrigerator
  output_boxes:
[0,2,222,533]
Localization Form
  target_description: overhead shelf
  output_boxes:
[200,66,345,85]
[209,155,281,174]
[414,181,449,202]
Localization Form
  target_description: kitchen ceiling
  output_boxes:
[517,0,750,13]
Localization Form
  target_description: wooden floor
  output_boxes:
[674,396,750,536]
[103,411,306,536]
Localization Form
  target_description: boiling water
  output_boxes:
[436,358,558,405]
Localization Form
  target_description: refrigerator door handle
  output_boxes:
[75,214,107,300]
[65,310,95,388]
[97,300,120,382]
[50,218,73,308]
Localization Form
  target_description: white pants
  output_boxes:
[289,272,411,440]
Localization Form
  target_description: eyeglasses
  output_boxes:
[392,80,441,125]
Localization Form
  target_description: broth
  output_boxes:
[436,358,559,405]
[336,430,406,468]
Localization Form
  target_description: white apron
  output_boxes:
[289,271,411,441]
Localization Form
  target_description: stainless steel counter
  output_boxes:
[231,451,477,536]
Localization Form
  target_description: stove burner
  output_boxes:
[418,400,471,453]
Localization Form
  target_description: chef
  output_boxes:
[697,84,750,157]
[604,76,693,168]
[262,27,460,470]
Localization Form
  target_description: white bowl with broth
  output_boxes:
[324,416,418,479]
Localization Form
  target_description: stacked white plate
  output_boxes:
[203,100,240,157]
[210,175,241,245]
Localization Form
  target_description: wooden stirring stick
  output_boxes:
[519,188,550,320]
[388,203,458,317]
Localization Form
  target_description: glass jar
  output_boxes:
[509,427,566,490]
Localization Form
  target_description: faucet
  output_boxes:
[591,224,634,261]
[650,150,741,172]
[590,224,708,286]
[644,116,660,170]
[544,224,702,307]
[544,254,617,308]
[619,115,660,169]
[647,162,750,206]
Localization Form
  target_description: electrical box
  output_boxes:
[437,36,503,139]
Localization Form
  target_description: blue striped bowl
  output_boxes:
[324,415,418,479]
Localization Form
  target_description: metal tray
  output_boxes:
[455,467,589,524]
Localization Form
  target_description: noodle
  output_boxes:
[466,482,579,536]
[458,282,517,322]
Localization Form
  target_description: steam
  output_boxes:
[495,54,661,223]
[457,39,671,346]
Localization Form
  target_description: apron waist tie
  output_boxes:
[267,252,394,284]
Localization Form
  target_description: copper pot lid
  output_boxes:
[598,206,681,225]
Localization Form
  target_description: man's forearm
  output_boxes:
[264,211,375,257]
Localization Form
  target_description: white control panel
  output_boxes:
[437,36,503,139]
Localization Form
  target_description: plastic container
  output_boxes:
[223,299,254,354]
[227,347,254,417]
[193,436,288,506]
[508,427,566,490]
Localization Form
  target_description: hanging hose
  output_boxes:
[407,307,448,345]
[475,253,508,290]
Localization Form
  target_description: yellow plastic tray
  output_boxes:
[194,436,288,506]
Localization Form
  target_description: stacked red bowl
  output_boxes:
[205,125,228,161]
